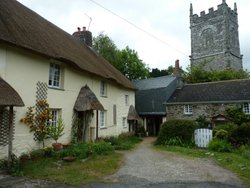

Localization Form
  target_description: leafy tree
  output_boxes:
[149,66,174,78]
[184,65,249,84]
[93,33,149,80]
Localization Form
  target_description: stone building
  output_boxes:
[190,0,243,71]
[166,79,250,125]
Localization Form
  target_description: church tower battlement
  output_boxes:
[190,0,243,71]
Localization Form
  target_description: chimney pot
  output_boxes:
[77,27,81,32]
[83,26,86,31]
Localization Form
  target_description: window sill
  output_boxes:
[184,114,193,116]
[100,95,108,98]
[48,86,65,91]
[100,127,107,129]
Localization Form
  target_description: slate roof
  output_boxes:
[167,79,250,104]
[133,76,177,115]
[133,75,176,90]
[0,77,24,107]
[0,0,135,90]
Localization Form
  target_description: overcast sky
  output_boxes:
[17,0,250,71]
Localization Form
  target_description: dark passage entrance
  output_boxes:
[146,116,162,136]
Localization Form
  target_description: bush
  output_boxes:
[208,139,232,152]
[155,119,197,146]
[213,123,237,136]
[214,129,229,140]
[87,141,114,155]
[229,123,250,146]
[0,154,21,175]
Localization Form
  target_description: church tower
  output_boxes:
[190,0,243,71]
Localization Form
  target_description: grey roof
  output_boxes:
[167,79,250,104]
[0,77,24,107]
[134,76,177,115]
[133,75,176,90]
[127,105,141,121]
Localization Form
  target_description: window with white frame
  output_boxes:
[122,117,127,128]
[99,110,106,128]
[243,103,250,114]
[125,95,129,106]
[184,104,193,115]
[100,81,107,97]
[49,63,62,88]
[50,109,60,126]
[113,105,117,125]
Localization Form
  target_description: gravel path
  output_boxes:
[103,137,246,188]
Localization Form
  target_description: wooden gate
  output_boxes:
[194,128,212,148]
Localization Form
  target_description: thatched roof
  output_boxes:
[0,77,24,106]
[127,105,141,121]
[0,0,136,90]
[74,85,104,112]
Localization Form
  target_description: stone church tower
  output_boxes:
[190,0,243,71]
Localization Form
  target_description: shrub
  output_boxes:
[87,141,114,155]
[0,154,21,175]
[213,123,237,136]
[214,129,229,140]
[155,119,197,146]
[196,115,210,128]
[229,123,250,146]
[208,139,232,152]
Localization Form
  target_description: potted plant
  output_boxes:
[48,116,65,150]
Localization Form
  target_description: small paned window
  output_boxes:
[49,63,61,88]
[122,117,127,128]
[243,103,250,114]
[100,81,107,97]
[113,105,117,125]
[50,109,60,126]
[184,105,193,115]
[99,110,106,128]
[125,95,129,106]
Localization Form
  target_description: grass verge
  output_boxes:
[20,152,122,185]
[155,145,250,186]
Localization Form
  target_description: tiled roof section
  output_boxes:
[133,75,176,90]
[135,76,177,115]
[167,79,250,104]
[0,0,135,90]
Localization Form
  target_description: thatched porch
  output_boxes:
[0,77,24,161]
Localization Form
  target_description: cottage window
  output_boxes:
[125,95,129,106]
[243,103,250,114]
[49,63,61,88]
[99,110,106,128]
[122,117,127,128]
[50,109,60,126]
[113,105,117,125]
[100,81,107,97]
[184,105,193,115]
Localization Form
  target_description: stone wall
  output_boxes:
[167,103,241,121]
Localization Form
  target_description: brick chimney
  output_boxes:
[72,26,92,47]
[173,59,183,89]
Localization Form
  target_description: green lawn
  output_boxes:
[155,145,250,186]
[20,152,122,185]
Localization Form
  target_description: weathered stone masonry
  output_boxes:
[190,1,243,71]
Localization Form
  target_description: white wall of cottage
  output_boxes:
[0,45,134,158]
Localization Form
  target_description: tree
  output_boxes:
[184,65,249,84]
[93,33,149,80]
[149,66,174,78]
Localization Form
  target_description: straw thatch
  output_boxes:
[0,0,136,90]
[0,77,24,107]
[74,85,104,112]
[127,105,141,121]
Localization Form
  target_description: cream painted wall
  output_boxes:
[0,45,135,158]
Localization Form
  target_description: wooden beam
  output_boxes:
[96,110,98,140]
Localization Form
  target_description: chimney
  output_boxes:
[173,59,183,89]
[72,26,92,47]
[173,59,181,77]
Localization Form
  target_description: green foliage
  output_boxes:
[184,64,249,84]
[149,66,174,78]
[93,33,150,80]
[229,123,250,146]
[0,154,21,175]
[86,141,114,155]
[208,139,232,152]
[155,119,197,146]
[196,115,210,128]
[165,137,185,147]
[48,116,65,143]
[213,123,237,136]
[101,132,142,150]
[214,129,229,140]
[225,107,250,125]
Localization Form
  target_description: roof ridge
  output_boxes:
[186,78,250,86]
